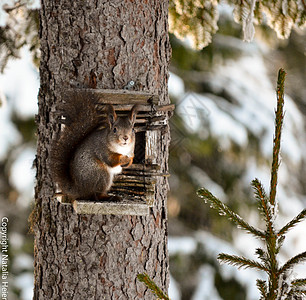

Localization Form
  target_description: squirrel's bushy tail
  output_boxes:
[49,90,103,197]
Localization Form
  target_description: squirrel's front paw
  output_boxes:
[120,155,133,168]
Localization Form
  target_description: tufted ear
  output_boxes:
[129,104,140,125]
[107,104,117,126]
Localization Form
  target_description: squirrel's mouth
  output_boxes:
[120,138,130,146]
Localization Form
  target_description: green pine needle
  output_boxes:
[287,289,306,297]
[197,188,265,239]
[218,253,268,272]
[252,178,274,231]
[292,278,306,287]
[137,273,170,300]
[256,279,268,299]
[255,248,269,265]
[296,290,306,296]
[279,251,306,275]
[255,248,265,258]
[278,209,306,237]
[275,235,285,254]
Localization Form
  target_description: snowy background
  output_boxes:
[168,60,306,299]
[0,45,38,299]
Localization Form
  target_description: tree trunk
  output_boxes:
[33,1,171,299]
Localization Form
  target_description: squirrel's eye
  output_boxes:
[113,127,117,133]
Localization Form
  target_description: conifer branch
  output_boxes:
[256,279,268,299]
[287,289,306,298]
[218,253,268,272]
[289,279,306,297]
[197,68,306,299]
[295,290,306,296]
[275,235,285,254]
[292,278,306,287]
[269,68,285,210]
[296,290,306,295]
[279,251,306,275]
[262,69,287,299]
[255,248,269,266]
[197,188,265,239]
[278,209,306,236]
[137,273,170,300]
[265,236,279,270]
[252,178,274,232]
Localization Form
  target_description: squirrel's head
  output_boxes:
[106,104,139,151]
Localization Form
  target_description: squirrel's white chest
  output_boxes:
[105,165,122,191]
[109,165,122,175]
[112,143,134,156]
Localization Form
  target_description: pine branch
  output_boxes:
[256,279,268,299]
[275,235,285,255]
[197,188,265,239]
[278,209,306,236]
[287,289,306,298]
[295,290,306,296]
[2,2,26,13]
[169,0,218,49]
[255,248,269,266]
[218,253,268,272]
[265,235,279,277]
[290,279,306,298]
[198,68,306,299]
[252,178,274,232]
[137,273,170,300]
[279,251,306,275]
[269,68,286,210]
[292,278,306,287]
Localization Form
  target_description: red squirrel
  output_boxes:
[49,92,139,200]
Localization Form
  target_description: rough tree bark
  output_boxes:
[33,0,171,299]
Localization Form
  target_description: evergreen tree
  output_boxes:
[1,0,305,70]
[198,69,306,299]
[0,1,39,72]
[169,0,305,49]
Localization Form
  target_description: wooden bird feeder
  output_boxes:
[55,88,174,216]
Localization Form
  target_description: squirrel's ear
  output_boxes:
[107,104,117,126]
[129,104,140,125]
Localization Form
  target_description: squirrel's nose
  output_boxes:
[123,136,128,141]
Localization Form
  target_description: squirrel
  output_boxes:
[49,91,139,200]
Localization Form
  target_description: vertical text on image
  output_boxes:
[1,217,9,300]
